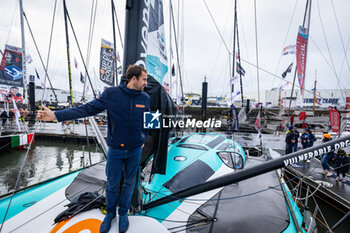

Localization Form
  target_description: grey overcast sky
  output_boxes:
[0,0,349,100]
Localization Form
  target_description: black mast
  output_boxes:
[122,0,149,78]
[63,0,74,105]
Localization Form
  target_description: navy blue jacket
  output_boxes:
[55,83,150,149]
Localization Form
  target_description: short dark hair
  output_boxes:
[338,149,346,155]
[126,65,147,81]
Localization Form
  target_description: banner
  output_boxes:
[225,91,241,106]
[99,38,114,86]
[296,26,308,95]
[329,106,340,133]
[0,45,23,87]
[146,0,169,84]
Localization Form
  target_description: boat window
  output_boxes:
[231,152,243,169]
[178,136,190,143]
[163,160,214,193]
[176,144,208,151]
[217,152,243,169]
[206,136,225,148]
[141,157,154,183]
[169,137,182,144]
[216,141,230,150]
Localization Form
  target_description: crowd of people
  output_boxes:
[285,125,349,183]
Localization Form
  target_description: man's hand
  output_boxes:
[37,105,57,122]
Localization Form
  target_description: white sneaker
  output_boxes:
[326,172,333,177]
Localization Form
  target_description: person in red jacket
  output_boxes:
[290,115,294,127]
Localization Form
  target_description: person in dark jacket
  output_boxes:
[300,128,316,149]
[319,134,334,177]
[334,149,349,182]
[1,110,8,127]
[37,65,149,233]
[285,126,294,154]
[292,128,299,152]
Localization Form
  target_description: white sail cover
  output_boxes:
[146,0,168,84]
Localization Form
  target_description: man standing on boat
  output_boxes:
[37,65,149,233]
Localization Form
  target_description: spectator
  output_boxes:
[1,110,8,127]
[334,149,349,182]
[319,134,334,177]
[292,127,299,152]
[301,128,316,149]
[290,115,294,127]
[285,126,294,154]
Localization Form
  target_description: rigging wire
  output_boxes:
[81,0,98,164]
[113,1,124,49]
[239,57,317,97]
[22,12,58,103]
[170,1,184,105]
[64,6,96,98]
[202,0,231,55]
[237,1,252,97]
[0,53,42,232]
[316,0,345,102]
[330,0,350,74]
[309,36,342,96]
[253,0,260,103]
[270,0,299,102]
[338,37,350,83]
[208,0,233,85]
[5,0,19,45]
[42,0,59,104]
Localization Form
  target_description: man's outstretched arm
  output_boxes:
[37,89,109,122]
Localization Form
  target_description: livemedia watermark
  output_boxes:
[143,110,222,129]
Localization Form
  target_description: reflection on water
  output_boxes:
[0,140,105,195]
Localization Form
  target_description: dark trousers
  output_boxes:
[105,146,142,216]
[285,143,293,155]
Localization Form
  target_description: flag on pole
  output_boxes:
[171,64,175,76]
[163,81,169,93]
[74,57,78,69]
[80,72,85,83]
[116,51,121,62]
[279,82,289,90]
[315,98,322,106]
[254,110,262,138]
[281,63,293,78]
[26,54,33,64]
[282,44,296,55]
[35,69,44,88]
[236,62,246,76]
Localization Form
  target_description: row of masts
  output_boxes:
[17,0,121,108]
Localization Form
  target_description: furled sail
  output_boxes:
[146,0,169,85]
